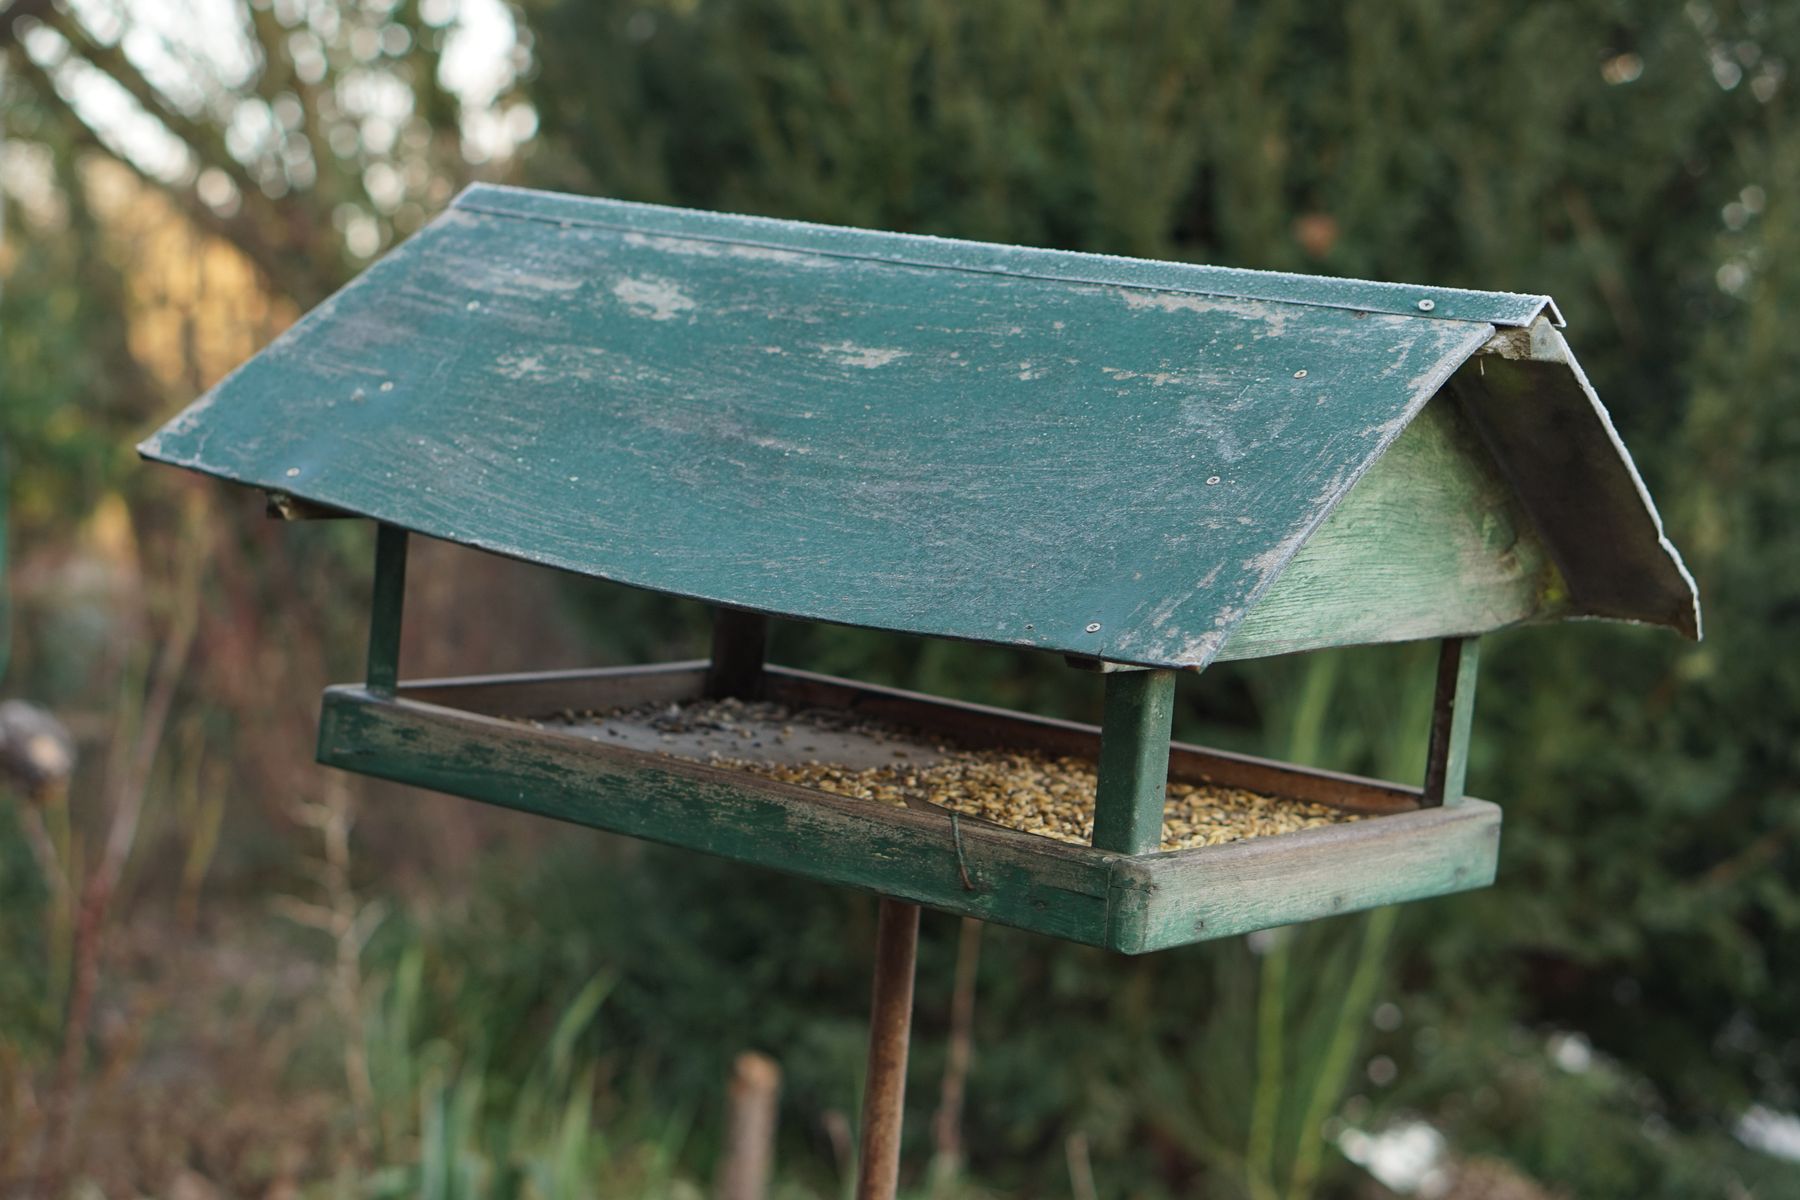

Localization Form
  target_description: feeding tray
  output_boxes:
[142,184,1698,954]
[520,693,1363,850]
[319,662,1498,952]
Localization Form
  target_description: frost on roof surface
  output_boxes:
[142,188,1693,667]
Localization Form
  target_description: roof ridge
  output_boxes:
[453,184,1561,330]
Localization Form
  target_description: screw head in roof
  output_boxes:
[1416,298,1436,312]
[1085,622,1102,633]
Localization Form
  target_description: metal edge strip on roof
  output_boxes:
[452,184,1563,330]
[137,229,435,464]
[1559,360,1702,640]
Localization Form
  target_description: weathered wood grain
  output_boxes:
[140,186,1509,671]
[319,684,1123,947]
[1108,799,1501,953]
[1219,396,1565,660]
[143,188,1696,669]
[319,665,1503,951]
[392,663,1427,815]
[1091,669,1177,855]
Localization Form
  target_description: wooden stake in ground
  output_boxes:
[930,916,983,1186]
[856,898,921,1200]
[716,1051,782,1200]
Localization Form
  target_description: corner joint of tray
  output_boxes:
[1102,855,1158,955]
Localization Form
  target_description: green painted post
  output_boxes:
[366,524,408,694]
[1091,669,1177,855]
[1422,636,1479,806]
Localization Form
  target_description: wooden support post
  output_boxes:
[706,608,770,700]
[1422,636,1479,807]
[1091,668,1177,855]
[366,524,408,694]
[855,898,920,1200]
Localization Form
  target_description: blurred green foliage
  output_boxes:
[0,105,145,535]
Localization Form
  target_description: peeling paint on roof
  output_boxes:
[138,186,1690,667]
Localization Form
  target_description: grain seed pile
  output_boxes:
[532,696,1362,852]
[731,750,1364,850]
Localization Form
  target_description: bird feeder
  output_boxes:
[140,185,1698,1195]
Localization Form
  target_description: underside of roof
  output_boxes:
[138,185,1697,669]
[1445,321,1701,640]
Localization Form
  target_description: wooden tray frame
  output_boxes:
[317,660,1500,954]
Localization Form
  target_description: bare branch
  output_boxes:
[5,42,332,304]
[36,4,281,228]
[0,0,54,51]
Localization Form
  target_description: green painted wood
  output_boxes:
[314,666,1503,952]
[1091,669,1177,855]
[1106,798,1502,953]
[455,186,1561,329]
[366,524,407,693]
[395,662,1429,815]
[317,684,1123,948]
[1219,396,1566,661]
[140,185,1515,671]
[1422,636,1480,807]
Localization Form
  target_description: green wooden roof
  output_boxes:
[139,185,1698,669]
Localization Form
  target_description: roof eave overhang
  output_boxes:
[1210,316,1700,665]
[1453,319,1700,640]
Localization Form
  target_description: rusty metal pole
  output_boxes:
[855,898,921,1200]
